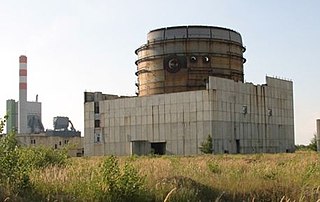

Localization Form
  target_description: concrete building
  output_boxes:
[15,116,83,157]
[84,25,295,156]
[84,76,294,156]
[16,133,83,157]
[316,119,320,152]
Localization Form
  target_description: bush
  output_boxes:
[207,162,221,174]
[199,135,213,154]
[101,155,147,202]
[19,146,68,170]
[0,114,68,199]
[0,115,7,133]
[0,132,31,194]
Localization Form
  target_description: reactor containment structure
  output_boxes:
[84,25,295,156]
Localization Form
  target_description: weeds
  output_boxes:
[207,161,221,174]
[101,155,148,202]
[0,132,69,201]
[0,141,320,201]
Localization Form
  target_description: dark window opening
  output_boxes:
[59,141,61,146]
[94,102,99,113]
[94,120,100,128]
[190,56,197,63]
[54,144,57,149]
[95,133,101,143]
[151,142,166,155]
[203,56,210,63]
[236,139,240,154]
[242,105,247,114]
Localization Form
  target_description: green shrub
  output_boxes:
[19,146,68,170]
[0,114,68,199]
[207,162,221,174]
[0,132,31,194]
[0,115,7,133]
[101,155,147,202]
[199,135,213,154]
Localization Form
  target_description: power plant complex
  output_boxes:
[2,25,295,156]
[84,26,295,156]
[5,55,83,157]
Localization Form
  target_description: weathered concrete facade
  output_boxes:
[316,119,320,152]
[84,76,294,156]
[135,26,246,96]
[16,133,84,157]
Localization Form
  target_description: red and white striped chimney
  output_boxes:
[18,55,28,133]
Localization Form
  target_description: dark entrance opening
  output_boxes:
[236,139,240,154]
[151,142,166,155]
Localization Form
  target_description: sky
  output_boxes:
[1,0,319,145]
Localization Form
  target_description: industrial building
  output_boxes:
[84,25,295,156]
[6,56,44,134]
[17,116,83,157]
[316,119,320,152]
[5,55,83,157]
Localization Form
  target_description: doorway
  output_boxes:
[236,139,240,154]
[151,142,166,155]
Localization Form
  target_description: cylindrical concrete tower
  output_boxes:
[18,55,28,134]
[135,25,246,96]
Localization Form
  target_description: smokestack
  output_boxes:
[18,55,28,134]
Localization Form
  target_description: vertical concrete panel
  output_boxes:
[197,111,203,121]
[190,102,196,112]
[147,124,153,141]
[130,125,136,139]
[136,125,142,140]
[165,123,172,141]
[197,121,204,147]
[141,124,148,140]
[171,113,177,123]
[171,104,177,113]
[159,123,165,141]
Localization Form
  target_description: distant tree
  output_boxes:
[200,135,213,154]
[0,115,8,133]
[308,134,317,151]
[295,133,317,151]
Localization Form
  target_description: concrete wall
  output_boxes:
[208,76,294,153]
[84,76,294,156]
[316,119,320,152]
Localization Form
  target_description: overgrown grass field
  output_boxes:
[0,115,320,202]
[2,149,320,201]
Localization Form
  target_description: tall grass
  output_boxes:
[20,151,320,201]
